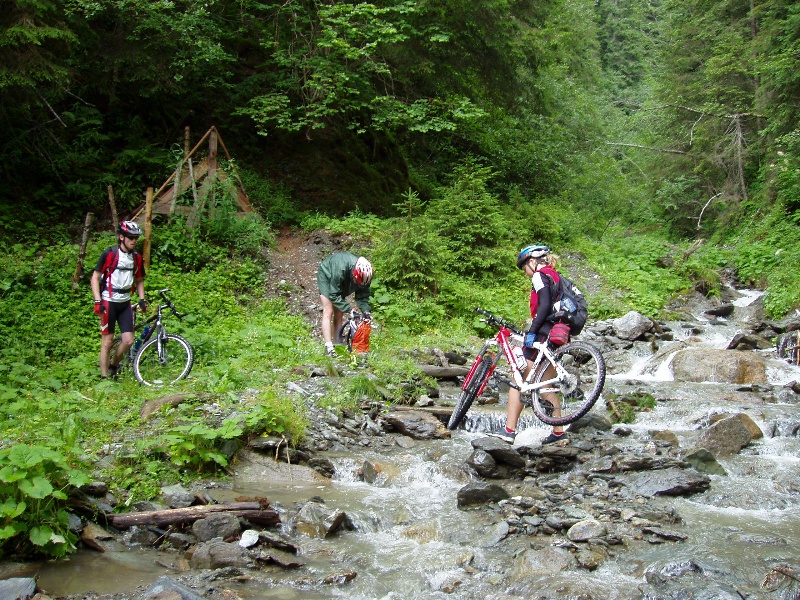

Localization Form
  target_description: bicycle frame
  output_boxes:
[465,319,567,399]
[127,290,180,362]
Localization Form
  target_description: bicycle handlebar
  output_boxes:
[157,288,187,320]
[474,308,523,335]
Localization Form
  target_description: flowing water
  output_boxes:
[35,298,800,599]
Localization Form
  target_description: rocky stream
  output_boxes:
[2,286,800,600]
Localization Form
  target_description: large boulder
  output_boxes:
[671,348,766,384]
[612,311,653,340]
[693,414,761,456]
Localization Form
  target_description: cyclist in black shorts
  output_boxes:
[90,221,147,378]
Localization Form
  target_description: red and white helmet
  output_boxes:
[118,220,142,237]
[353,257,373,286]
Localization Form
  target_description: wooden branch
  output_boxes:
[606,398,622,420]
[143,187,153,272]
[72,212,94,290]
[108,185,118,228]
[682,238,704,260]
[606,142,686,155]
[696,193,721,230]
[107,502,278,529]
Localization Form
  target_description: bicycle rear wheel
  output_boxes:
[336,320,354,352]
[447,350,496,430]
[133,333,194,386]
[529,340,605,426]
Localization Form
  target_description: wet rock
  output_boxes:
[510,546,574,581]
[652,429,679,447]
[189,540,250,569]
[361,459,382,484]
[382,410,451,439]
[612,311,653,340]
[567,411,613,432]
[575,544,608,570]
[192,512,241,542]
[80,522,121,552]
[456,482,510,508]
[238,529,259,548]
[618,466,710,497]
[467,449,508,479]
[694,414,756,456]
[704,303,735,317]
[161,485,195,509]
[682,447,727,475]
[567,519,608,542]
[477,520,509,547]
[294,501,346,538]
[0,577,36,600]
[671,348,766,384]
[80,481,109,497]
[471,437,526,468]
[127,525,160,546]
[726,332,773,350]
[141,576,204,600]
[307,457,336,477]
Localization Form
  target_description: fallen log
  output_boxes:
[107,501,278,529]
[417,365,469,379]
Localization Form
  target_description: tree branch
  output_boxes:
[606,142,686,155]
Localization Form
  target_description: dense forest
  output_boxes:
[1,0,800,558]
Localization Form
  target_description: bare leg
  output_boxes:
[111,332,134,366]
[100,334,114,377]
[320,295,344,348]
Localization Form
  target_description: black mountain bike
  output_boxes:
[110,288,194,386]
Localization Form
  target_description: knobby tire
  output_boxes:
[447,351,494,430]
[336,321,354,352]
[133,333,194,386]
[529,340,605,426]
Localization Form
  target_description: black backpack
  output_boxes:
[551,274,588,336]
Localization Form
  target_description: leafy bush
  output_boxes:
[0,445,90,558]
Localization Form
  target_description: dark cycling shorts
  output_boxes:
[99,300,134,336]
[522,323,553,360]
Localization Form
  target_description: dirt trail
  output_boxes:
[263,229,355,338]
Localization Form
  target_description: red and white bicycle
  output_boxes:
[447,308,606,430]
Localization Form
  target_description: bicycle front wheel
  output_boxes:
[336,320,353,352]
[529,340,605,426]
[447,350,496,430]
[133,333,194,386]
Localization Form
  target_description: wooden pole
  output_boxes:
[143,187,153,271]
[107,185,118,228]
[72,212,94,290]
[184,125,191,156]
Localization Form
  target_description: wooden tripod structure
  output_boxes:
[130,126,253,228]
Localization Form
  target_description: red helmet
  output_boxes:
[353,257,373,286]
[118,220,142,237]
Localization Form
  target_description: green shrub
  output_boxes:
[0,445,90,558]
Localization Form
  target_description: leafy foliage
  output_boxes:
[0,444,90,558]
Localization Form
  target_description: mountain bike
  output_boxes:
[335,312,372,353]
[447,307,606,430]
[110,288,194,386]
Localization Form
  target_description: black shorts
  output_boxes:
[99,300,134,336]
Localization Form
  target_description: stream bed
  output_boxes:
[32,306,800,600]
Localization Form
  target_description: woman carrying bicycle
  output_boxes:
[489,244,568,446]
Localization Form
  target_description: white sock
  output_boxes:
[325,342,334,352]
